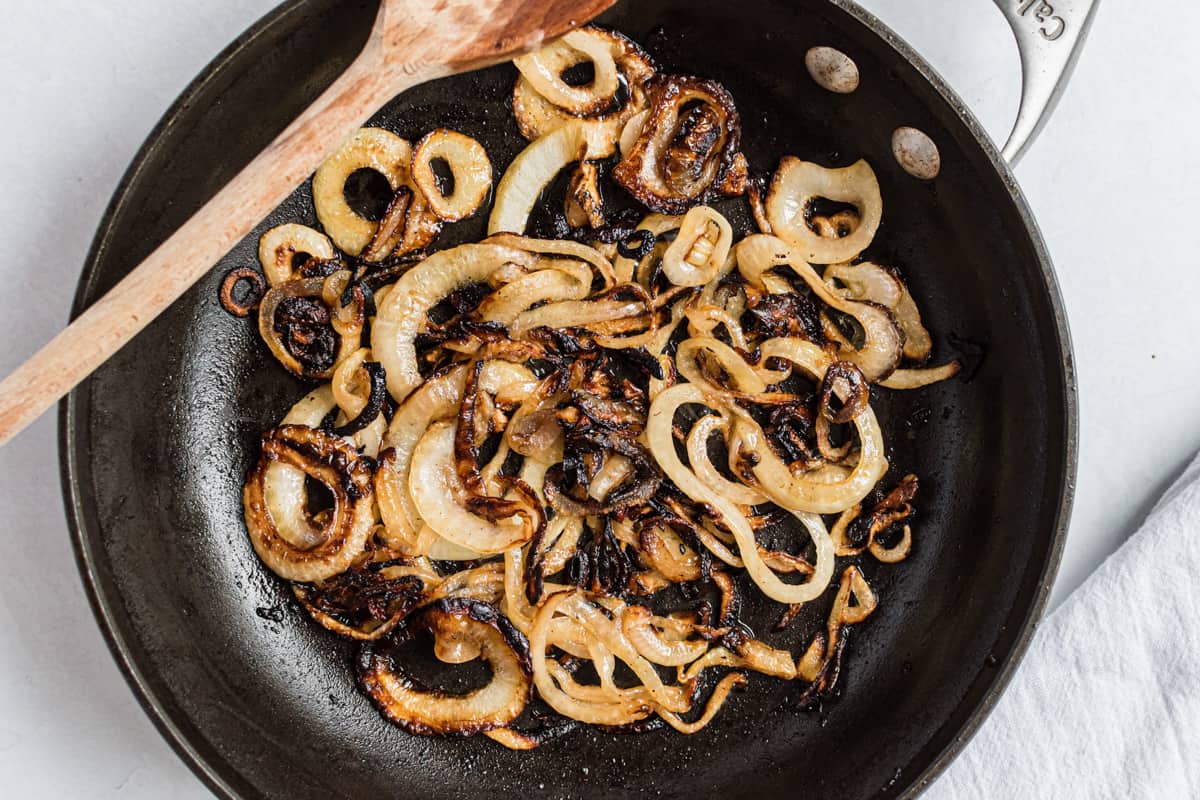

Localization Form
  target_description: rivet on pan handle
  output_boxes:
[992,0,1101,164]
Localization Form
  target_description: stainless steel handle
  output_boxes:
[993,0,1101,164]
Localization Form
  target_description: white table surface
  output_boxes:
[1,1,1196,796]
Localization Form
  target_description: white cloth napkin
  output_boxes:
[926,451,1200,798]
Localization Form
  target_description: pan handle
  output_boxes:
[991,0,1100,163]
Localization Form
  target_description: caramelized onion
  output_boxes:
[612,213,681,285]
[513,29,621,115]
[614,75,744,213]
[220,267,266,317]
[478,261,593,325]
[564,162,605,229]
[738,235,904,381]
[373,242,536,401]
[686,412,767,506]
[489,122,588,235]
[880,361,962,389]
[647,384,835,604]
[258,223,335,286]
[313,128,413,256]
[243,425,375,582]
[512,28,655,159]
[827,261,934,361]
[765,157,882,264]
[411,129,493,222]
[236,23,961,743]
[258,276,360,380]
[330,352,387,441]
[728,341,888,513]
[660,206,733,287]
[410,421,534,554]
[359,599,532,736]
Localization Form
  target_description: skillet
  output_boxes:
[61,0,1086,797]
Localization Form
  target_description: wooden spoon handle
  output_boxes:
[0,43,400,447]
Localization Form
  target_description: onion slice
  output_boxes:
[512,28,655,159]
[411,129,493,222]
[827,261,934,361]
[614,75,744,214]
[488,122,588,235]
[660,206,733,287]
[729,337,889,513]
[765,157,882,264]
[647,384,835,604]
[258,223,334,286]
[372,242,536,401]
[880,361,962,389]
[359,599,532,736]
[257,276,361,380]
[738,235,904,381]
[514,30,621,115]
[409,421,533,554]
[243,425,374,583]
[313,128,412,256]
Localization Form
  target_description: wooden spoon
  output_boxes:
[0,0,615,447]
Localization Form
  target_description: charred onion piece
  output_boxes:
[359,599,533,736]
[294,566,425,641]
[796,566,877,703]
[243,425,375,583]
[819,361,869,424]
[738,235,904,381]
[361,186,414,263]
[258,276,360,379]
[220,267,266,317]
[332,361,387,437]
[614,75,745,214]
[564,162,606,229]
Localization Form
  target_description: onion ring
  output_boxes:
[243,425,375,583]
[614,75,744,214]
[513,29,622,115]
[512,27,655,160]
[219,267,266,317]
[258,223,335,286]
[765,157,882,264]
[257,276,360,379]
[411,129,493,222]
[647,384,835,604]
[358,599,532,736]
[313,128,412,256]
[660,206,733,287]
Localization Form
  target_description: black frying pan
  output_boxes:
[61,1,1079,797]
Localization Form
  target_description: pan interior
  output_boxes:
[64,1,1071,798]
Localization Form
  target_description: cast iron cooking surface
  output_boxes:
[62,1,1074,798]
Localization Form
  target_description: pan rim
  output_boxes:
[58,1,1077,798]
